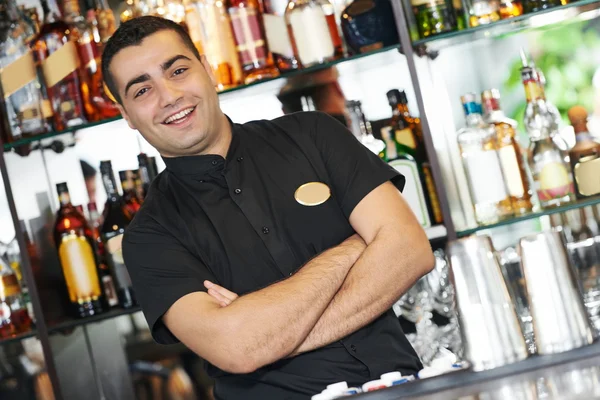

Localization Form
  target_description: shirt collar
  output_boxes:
[162,115,241,178]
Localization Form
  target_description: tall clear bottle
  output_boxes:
[521,59,574,208]
[345,100,385,155]
[0,0,48,142]
[262,0,300,71]
[32,0,87,131]
[482,89,533,215]
[184,0,243,90]
[457,94,513,225]
[100,161,136,309]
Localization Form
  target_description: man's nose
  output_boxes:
[157,80,182,108]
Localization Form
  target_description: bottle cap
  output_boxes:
[567,105,588,125]
[460,93,477,104]
[87,202,97,212]
[56,182,69,193]
[326,382,348,391]
[118,170,128,182]
[99,160,113,172]
[380,371,402,384]
[361,379,388,392]
[386,89,402,106]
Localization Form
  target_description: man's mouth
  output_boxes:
[162,106,196,125]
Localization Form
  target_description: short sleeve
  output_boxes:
[311,111,406,219]
[123,223,217,345]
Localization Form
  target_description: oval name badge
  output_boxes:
[294,182,331,206]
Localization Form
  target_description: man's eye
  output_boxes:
[135,88,148,98]
[173,68,187,76]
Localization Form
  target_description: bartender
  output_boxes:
[103,16,435,399]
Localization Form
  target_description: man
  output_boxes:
[103,16,435,399]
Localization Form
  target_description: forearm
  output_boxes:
[213,235,365,370]
[292,226,434,355]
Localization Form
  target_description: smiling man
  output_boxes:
[104,16,435,400]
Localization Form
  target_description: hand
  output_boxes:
[204,281,239,307]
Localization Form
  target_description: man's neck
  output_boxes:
[198,112,232,158]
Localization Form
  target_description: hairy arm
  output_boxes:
[162,234,365,374]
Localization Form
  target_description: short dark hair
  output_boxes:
[101,16,201,104]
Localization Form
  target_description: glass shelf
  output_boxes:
[48,306,141,334]
[414,0,600,50]
[2,44,402,152]
[0,329,37,346]
[457,195,600,237]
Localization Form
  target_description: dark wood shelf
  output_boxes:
[0,329,37,346]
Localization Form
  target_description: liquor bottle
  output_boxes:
[83,1,102,46]
[119,0,145,22]
[521,65,574,208]
[184,0,243,90]
[0,0,48,142]
[262,0,300,71]
[32,0,87,131]
[568,106,600,199]
[61,0,120,121]
[465,0,500,27]
[381,126,432,228]
[87,201,119,308]
[147,0,188,29]
[94,0,117,46]
[53,182,104,318]
[0,256,33,338]
[286,0,341,68]
[340,0,399,55]
[138,153,157,199]
[411,0,456,38]
[522,0,561,13]
[119,170,142,216]
[133,169,145,203]
[226,0,279,83]
[457,94,513,225]
[498,0,522,18]
[99,161,136,309]
[482,89,533,215]
[345,100,385,155]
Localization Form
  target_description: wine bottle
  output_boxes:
[119,170,142,216]
[137,153,157,199]
[53,182,104,318]
[100,161,136,308]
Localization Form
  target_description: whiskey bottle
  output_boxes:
[0,256,33,338]
[457,94,513,225]
[465,0,500,27]
[61,0,120,121]
[0,0,48,142]
[568,106,600,199]
[53,182,104,318]
[227,0,279,83]
[147,0,188,30]
[94,0,117,46]
[482,89,533,215]
[286,0,341,67]
[262,0,300,71]
[119,0,145,22]
[340,0,399,55]
[100,161,136,309]
[411,0,456,38]
[184,0,243,90]
[32,0,87,131]
[119,170,142,216]
[521,59,574,208]
[498,0,522,18]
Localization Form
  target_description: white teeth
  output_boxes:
[164,107,193,124]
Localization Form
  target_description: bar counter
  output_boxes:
[354,341,600,399]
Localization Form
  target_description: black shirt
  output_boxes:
[122,111,423,399]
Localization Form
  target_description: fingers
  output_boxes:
[204,281,239,307]
[208,288,233,307]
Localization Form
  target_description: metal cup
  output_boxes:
[518,229,593,354]
[447,236,528,371]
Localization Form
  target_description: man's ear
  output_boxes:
[199,55,217,87]
[117,104,136,130]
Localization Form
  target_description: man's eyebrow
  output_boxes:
[124,73,151,98]
[161,55,192,71]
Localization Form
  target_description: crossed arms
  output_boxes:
[163,181,435,374]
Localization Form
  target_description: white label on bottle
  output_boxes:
[498,146,525,197]
[263,13,294,58]
[389,159,432,228]
[289,6,334,66]
[463,150,508,205]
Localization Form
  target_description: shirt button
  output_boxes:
[262,226,269,234]
[234,188,242,194]
[350,345,357,352]
[211,160,218,166]
[237,156,244,162]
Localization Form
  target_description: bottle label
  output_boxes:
[463,150,508,205]
[422,163,443,223]
[229,7,268,67]
[42,41,81,88]
[0,274,21,298]
[389,159,432,228]
[41,99,54,118]
[0,51,38,98]
[395,128,417,149]
[289,6,334,66]
[535,161,574,201]
[263,13,294,59]
[102,274,119,307]
[498,146,525,197]
[58,234,102,303]
[574,158,600,197]
[105,233,132,291]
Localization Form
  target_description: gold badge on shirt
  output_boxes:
[294,182,331,206]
